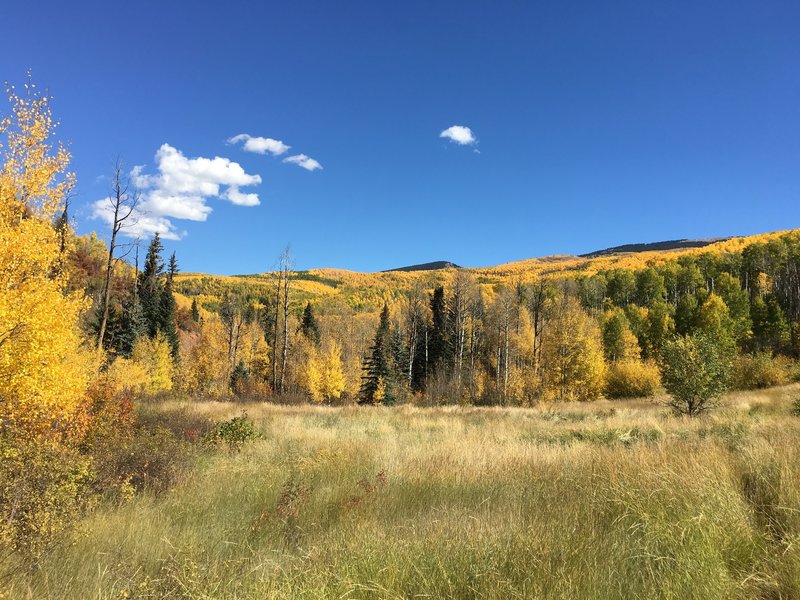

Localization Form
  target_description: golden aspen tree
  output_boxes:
[540,296,606,401]
[304,349,324,402]
[300,338,345,402]
[181,317,230,397]
[130,332,174,394]
[0,82,94,439]
[318,340,346,401]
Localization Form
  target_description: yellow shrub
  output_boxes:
[605,360,661,399]
[732,353,791,390]
[105,357,151,394]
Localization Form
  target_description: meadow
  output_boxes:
[6,386,800,599]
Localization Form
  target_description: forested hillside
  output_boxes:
[127,229,799,406]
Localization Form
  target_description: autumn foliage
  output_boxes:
[0,83,94,441]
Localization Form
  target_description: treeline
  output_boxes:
[356,233,800,405]
[92,230,800,408]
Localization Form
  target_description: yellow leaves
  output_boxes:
[131,332,174,394]
[180,317,230,397]
[105,357,151,395]
[0,82,91,440]
[302,340,346,403]
[540,296,606,402]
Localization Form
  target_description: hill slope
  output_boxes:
[174,229,796,314]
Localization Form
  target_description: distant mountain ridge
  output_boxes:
[579,237,732,259]
[384,261,461,272]
[382,238,733,273]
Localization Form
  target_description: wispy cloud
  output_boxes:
[283,154,323,171]
[230,132,322,172]
[440,125,477,146]
[91,143,262,240]
[227,133,290,156]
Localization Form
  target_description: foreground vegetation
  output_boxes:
[4,386,800,599]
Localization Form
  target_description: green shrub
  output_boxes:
[605,360,661,398]
[0,436,95,560]
[659,333,735,416]
[206,412,261,451]
[791,395,800,417]
[733,352,790,390]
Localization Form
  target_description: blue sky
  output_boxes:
[4,1,799,273]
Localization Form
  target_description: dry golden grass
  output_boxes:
[6,384,800,599]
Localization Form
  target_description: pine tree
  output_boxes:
[359,304,395,404]
[160,278,179,359]
[230,359,250,395]
[191,298,200,323]
[136,235,178,360]
[428,287,447,374]
[299,302,321,346]
[160,251,180,359]
[411,330,428,392]
[117,290,146,357]
[139,234,165,338]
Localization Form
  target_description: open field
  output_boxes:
[5,385,800,599]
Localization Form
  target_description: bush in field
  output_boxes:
[659,333,735,416]
[733,352,791,390]
[0,436,95,560]
[791,395,800,417]
[89,426,195,498]
[605,360,661,398]
[206,412,261,451]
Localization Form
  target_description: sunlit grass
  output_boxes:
[8,384,800,599]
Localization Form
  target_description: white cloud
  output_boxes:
[228,133,290,156]
[91,144,262,240]
[226,186,260,206]
[283,154,323,171]
[440,125,477,146]
[229,132,323,173]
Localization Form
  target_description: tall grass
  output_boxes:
[6,385,800,599]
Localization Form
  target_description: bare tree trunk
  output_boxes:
[272,274,281,392]
[280,267,289,393]
[97,161,138,351]
[276,247,293,394]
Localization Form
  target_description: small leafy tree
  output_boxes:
[658,333,734,416]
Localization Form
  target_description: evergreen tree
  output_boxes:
[160,276,179,360]
[230,359,250,395]
[390,325,407,387]
[428,287,447,374]
[359,304,395,404]
[139,234,165,338]
[137,235,179,360]
[167,251,178,283]
[191,298,200,323]
[411,329,428,392]
[117,291,146,357]
[159,251,180,359]
[299,302,321,346]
